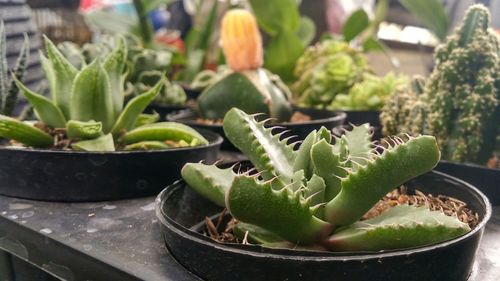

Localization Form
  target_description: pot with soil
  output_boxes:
[380,6,500,206]
[156,109,491,281]
[167,107,346,151]
[0,36,223,201]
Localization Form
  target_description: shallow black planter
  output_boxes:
[166,108,347,151]
[436,161,500,206]
[156,170,491,281]
[0,130,222,202]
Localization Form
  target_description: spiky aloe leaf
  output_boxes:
[111,79,162,137]
[66,120,103,140]
[72,133,115,152]
[325,205,470,251]
[324,135,440,226]
[0,115,53,147]
[124,141,170,151]
[123,122,208,145]
[3,34,29,116]
[103,36,127,117]
[310,139,348,201]
[13,76,66,128]
[223,108,296,185]
[341,123,373,169]
[44,36,78,119]
[233,222,284,244]
[226,175,332,244]
[70,60,114,133]
[182,163,236,207]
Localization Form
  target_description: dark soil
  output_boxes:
[204,186,479,245]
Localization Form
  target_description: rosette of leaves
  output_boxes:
[381,5,500,165]
[292,40,370,109]
[0,36,207,152]
[0,22,29,117]
[57,34,187,107]
[330,72,409,111]
[181,107,470,251]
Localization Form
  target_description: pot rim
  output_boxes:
[439,160,500,172]
[166,108,348,127]
[0,129,223,155]
[156,170,492,261]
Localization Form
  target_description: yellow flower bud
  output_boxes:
[220,9,263,71]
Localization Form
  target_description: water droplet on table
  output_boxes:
[40,228,52,234]
[140,202,155,211]
[21,211,34,218]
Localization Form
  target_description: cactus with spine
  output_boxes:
[181,107,470,251]
[195,9,293,122]
[0,22,30,117]
[0,36,207,151]
[381,5,500,165]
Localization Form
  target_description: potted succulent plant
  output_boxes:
[57,34,189,119]
[167,9,346,150]
[156,108,490,281]
[0,36,222,202]
[380,5,500,205]
[291,38,409,139]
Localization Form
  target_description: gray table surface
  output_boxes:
[0,196,498,280]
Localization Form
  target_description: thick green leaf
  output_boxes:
[124,141,170,151]
[134,112,159,128]
[400,0,449,41]
[44,36,78,119]
[66,120,103,140]
[264,29,305,82]
[70,60,114,133]
[326,205,470,251]
[0,22,8,109]
[0,115,53,147]
[123,122,208,145]
[248,0,300,36]
[111,80,162,136]
[342,9,370,42]
[296,16,316,47]
[72,134,115,152]
[13,76,66,128]
[3,33,29,116]
[181,163,236,207]
[103,36,127,118]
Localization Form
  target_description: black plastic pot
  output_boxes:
[0,130,222,202]
[156,170,491,281]
[436,161,500,206]
[166,108,347,151]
